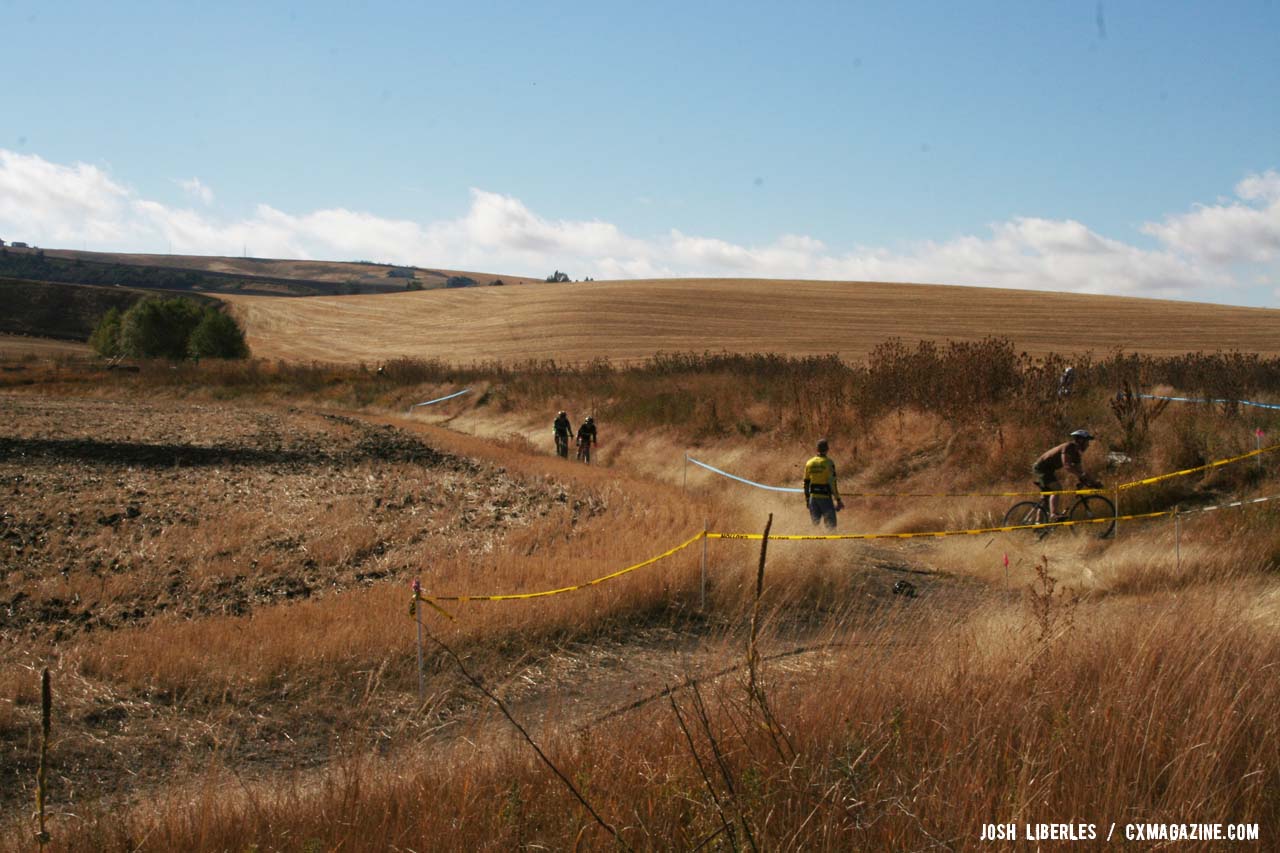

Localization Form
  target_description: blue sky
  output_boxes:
[2,1,1278,306]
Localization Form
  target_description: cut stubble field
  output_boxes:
[223,277,1280,364]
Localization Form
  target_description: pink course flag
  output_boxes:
[1003,553,1009,568]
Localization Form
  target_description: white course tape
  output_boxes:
[1140,393,1280,412]
[1178,494,1280,516]
[410,388,471,409]
[686,456,804,493]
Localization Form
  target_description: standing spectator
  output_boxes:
[1058,366,1076,398]
[803,438,844,529]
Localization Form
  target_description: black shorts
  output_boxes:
[1032,467,1060,492]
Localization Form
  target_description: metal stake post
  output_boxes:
[700,519,708,611]
[37,669,50,850]
[1114,484,1121,539]
[683,452,688,492]
[413,578,425,702]
[1174,506,1181,571]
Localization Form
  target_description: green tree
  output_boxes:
[118,297,204,359]
[88,307,123,357]
[188,308,250,359]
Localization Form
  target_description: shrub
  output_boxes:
[119,297,203,358]
[188,308,250,359]
[446,276,477,289]
[88,306,123,357]
[103,297,249,360]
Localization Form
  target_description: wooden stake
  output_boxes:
[37,668,50,850]
[747,514,773,697]
[413,579,425,702]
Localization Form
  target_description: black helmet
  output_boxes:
[1069,429,1094,442]
[558,411,566,417]
[816,438,829,453]
[585,416,594,423]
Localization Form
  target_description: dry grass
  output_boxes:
[3,335,1280,848]
[222,277,1280,364]
[33,581,1279,851]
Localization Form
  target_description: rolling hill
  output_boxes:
[221,277,1280,364]
[1,246,541,298]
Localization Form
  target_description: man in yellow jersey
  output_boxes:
[803,438,844,529]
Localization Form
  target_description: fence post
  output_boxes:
[700,519,708,611]
[37,668,50,850]
[1114,484,1121,539]
[413,579,425,703]
[1174,506,1181,571]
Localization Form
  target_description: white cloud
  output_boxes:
[177,177,214,205]
[1,149,1276,305]
[1142,169,1280,264]
[0,149,134,243]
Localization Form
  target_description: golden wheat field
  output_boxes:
[223,277,1280,364]
[2,278,1279,850]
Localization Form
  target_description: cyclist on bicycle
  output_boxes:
[576,416,597,462]
[1033,429,1101,519]
[553,411,574,458]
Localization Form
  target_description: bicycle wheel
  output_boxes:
[1002,501,1047,537]
[1067,494,1116,539]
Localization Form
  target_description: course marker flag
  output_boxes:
[410,388,471,409]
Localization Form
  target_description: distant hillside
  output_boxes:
[223,277,1280,364]
[0,277,218,341]
[0,246,540,297]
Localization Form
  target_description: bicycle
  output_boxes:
[554,433,570,459]
[576,435,592,464]
[1002,481,1116,539]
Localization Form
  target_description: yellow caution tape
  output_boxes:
[410,592,456,620]
[1117,442,1280,489]
[840,487,1104,498]
[411,490,1279,607]
[697,444,1277,499]
[709,509,1171,541]
[428,531,706,602]
[408,444,1279,608]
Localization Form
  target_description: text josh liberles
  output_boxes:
[981,822,1260,842]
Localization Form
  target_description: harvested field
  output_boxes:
[0,335,91,359]
[223,277,1280,364]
